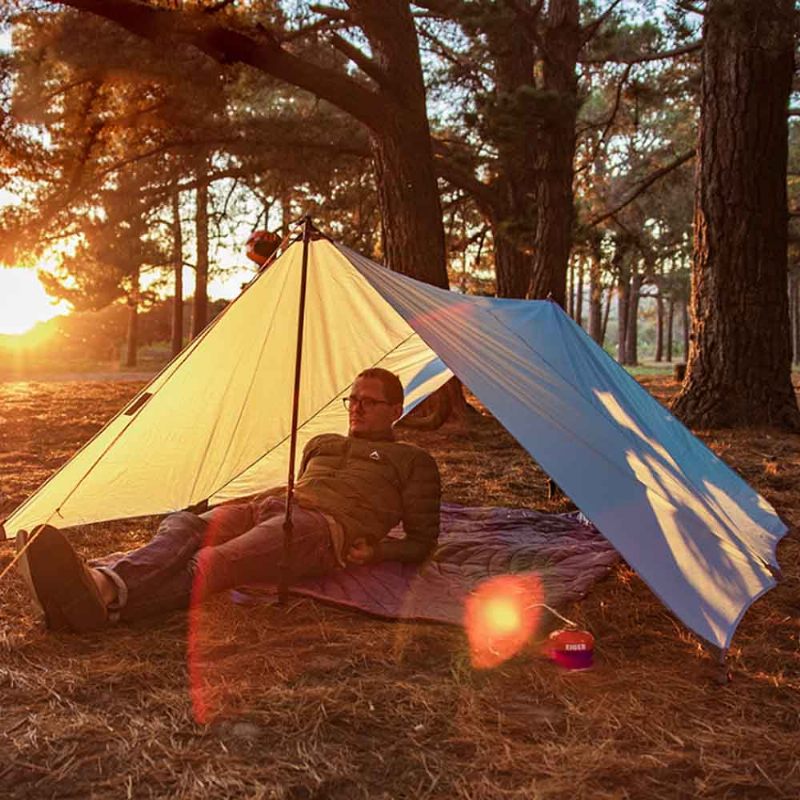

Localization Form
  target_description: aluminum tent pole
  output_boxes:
[278,215,314,605]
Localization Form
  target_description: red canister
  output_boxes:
[547,628,595,670]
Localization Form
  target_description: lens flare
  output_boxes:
[483,595,523,635]
[187,505,254,725]
[464,574,544,669]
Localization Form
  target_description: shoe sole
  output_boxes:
[16,529,44,615]
[17,528,73,631]
[25,526,107,633]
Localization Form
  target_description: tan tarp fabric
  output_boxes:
[4,240,451,534]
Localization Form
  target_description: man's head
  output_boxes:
[346,368,404,439]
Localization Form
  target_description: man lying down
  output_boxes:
[17,368,441,633]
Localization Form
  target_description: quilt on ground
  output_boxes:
[232,503,620,626]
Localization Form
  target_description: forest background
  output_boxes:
[0,0,798,431]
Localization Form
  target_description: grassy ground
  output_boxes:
[0,376,798,799]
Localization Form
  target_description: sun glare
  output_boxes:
[0,267,67,335]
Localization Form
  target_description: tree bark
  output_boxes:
[528,0,580,306]
[617,276,629,365]
[613,235,632,363]
[488,6,538,298]
[346,0,448,288]
[681,299,690,362]
[666,296,675,362]
[575,256,584,328]
[567,259,574,317]
[398,376,474,430]
[125,267,139,368]
[588,235,603,344]
[655,292,664,362]
[494,231,532,298]
[370,118,447,287]
[671,0,799,428]
[281,193,293,237]
[602,285,612,345]
[192,179,209,339]
[792,273,800,365]
[625,271,642,366]
[171,191,184,356]
[789,272,796,364]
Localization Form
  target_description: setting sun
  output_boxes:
[0,267,67,335]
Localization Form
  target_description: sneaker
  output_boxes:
[19,525,107,633]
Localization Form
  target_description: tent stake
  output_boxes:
[711,645,731,685]
[278,215,314,606]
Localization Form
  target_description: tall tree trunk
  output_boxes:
[370,121,447,288]
[789,273,795,363]
[486,6,537,298]
[672,0,799,428]
[528,0,580,306]
[792,274,800,365]
[681,299,690,362]
[614,237,632,363]
[567,260,574,317]
[617,277,629,365]
[352,0,448,288]
[575,256,584,328]
[655,292,664,362]
[493,232,531,298]
[125,268,139,368]
[192,179,209,339]
[625,272,642,366]
[588,240,603,344]
[666,296,675,363]
[171,191,184,357]
[602,286,612,346]
[281,192,293,237]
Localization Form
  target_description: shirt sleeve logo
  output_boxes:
[369,450,381,461]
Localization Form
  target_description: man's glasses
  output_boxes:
[343,395,392,411]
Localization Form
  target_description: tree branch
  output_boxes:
[585,63,632,166]
[410,0,469,18]
[675,1,706,16]
[583,40,702,65]
[432,143,496,216]
[581,0,624,47]
[101,130,370,185]
[202,0,235,13]
[588,149,696,227]
[329,32,390,89]
[309,4,354,23]
[280,16,347,43]
[416,25,492,83]
[50,0,388,132]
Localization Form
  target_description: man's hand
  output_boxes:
[346,537,375,565]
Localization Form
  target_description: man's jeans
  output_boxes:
[93,498,339,621]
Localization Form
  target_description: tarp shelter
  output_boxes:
[2,235,787,650]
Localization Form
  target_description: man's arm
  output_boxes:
[374,449,441,564]
[297,435,323,480]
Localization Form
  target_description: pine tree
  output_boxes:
[671,0,800,429]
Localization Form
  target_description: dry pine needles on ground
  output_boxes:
[0,376,798,800]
